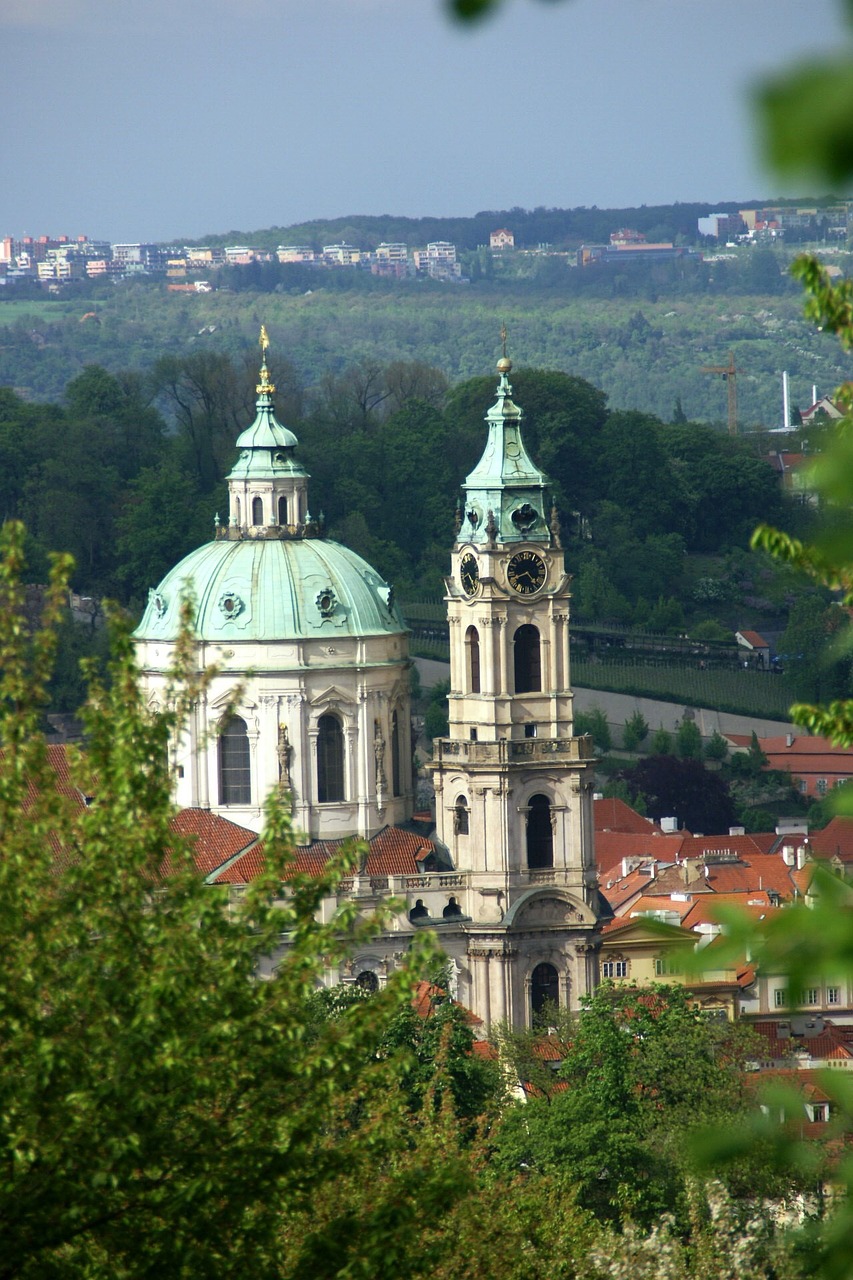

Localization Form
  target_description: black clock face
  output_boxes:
[460,553,480,597]
[507,550,547,595]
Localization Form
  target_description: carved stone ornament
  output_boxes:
[217,591,245,620]
[150,590,168,618]
[316,587,337,617]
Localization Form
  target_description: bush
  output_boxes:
[622,710,649,752]
[574,706,612,752]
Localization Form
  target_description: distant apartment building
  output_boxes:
[697,212,746,240]
[489,228,514,250]
[185,246,225,268]
[223,246,270,265]
[413,241,461,280]
[112,243,167,273]
[276,246,317,264]
[578,242,702,267]
[322,243,363,266]
[739,204,850,240]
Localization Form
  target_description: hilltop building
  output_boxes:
[134,338,600,1029]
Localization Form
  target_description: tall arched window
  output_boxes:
[514,624,541,693]
[317,714,345,803]
[252,496,264,525]
[218,715,251,805]
[527,794,553,869]
[454,796,469,835]
[234,496,241,525]
[531,962,560,1021]
[278,495,288,525]
[391,710,402,797]
[465,625,481,693]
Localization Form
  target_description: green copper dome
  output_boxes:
[135,537,406,644]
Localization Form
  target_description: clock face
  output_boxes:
[507,550,547,596]
[460,552,480,597]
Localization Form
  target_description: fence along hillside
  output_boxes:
[402,601,794,721]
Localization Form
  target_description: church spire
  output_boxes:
[456,335,549,547]
[223,327,310,537]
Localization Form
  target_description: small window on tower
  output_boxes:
[278,495,288,525]
[252,496,264,525]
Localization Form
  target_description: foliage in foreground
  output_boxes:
[0,521,489,1278]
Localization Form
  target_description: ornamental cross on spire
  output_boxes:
[256,325,276,396]
[500,322,508,359]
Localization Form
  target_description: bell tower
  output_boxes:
[430,345,599,1030]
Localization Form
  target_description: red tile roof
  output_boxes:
[751,1019,853,1063]
[211,824,437,885]
[809,817,853,863]
[169,809,259,877]
[594,796,663,834]
[595,830,685,876]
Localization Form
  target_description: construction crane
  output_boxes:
[700,350,738,436]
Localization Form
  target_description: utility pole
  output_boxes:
[700,350,738,436]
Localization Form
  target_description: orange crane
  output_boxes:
[700,350,738,436]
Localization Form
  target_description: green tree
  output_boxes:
[494,985,774,1229]
[574,706,611,752]
[621,709,649,752]
[704,730,730,762]
[675,717,702,760]
[0,522,478,1278]
[650,725,672,755]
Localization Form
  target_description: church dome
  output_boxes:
[135,536,405,644]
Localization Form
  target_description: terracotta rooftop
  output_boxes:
[594,796,663,834]
[211,823,438,885]
[809,816,853,863]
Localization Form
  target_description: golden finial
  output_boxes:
[497,322,511,374]
[256,324,276,396]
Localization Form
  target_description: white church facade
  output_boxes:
[135,335,602,1030]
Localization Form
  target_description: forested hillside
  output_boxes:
[0,246,847,425]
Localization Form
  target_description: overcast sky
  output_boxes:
[4,0,847,243]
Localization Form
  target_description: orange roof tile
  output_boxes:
[809,817,853,863]
[169,809,259,877]
[212,824,437,884]
[594,796,663,834]
[595,830,685,876]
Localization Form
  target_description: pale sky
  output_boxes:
[4,0,847,243]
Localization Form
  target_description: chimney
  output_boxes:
[782,370,790,429]
[786,733,794,748]
[660,816,678,834]
[796,843,809,870]
[729,826,745,836]
[782,844,795,866]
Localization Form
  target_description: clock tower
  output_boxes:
[430,351,600,1030]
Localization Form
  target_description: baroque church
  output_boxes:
[135,334,601,1030]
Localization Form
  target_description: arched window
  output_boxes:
[218,715,251,805]
[278,495,288,525]
[465,625,481,693]
[454,796,469,835]
[356,970,379,993]
[443,897,464,919]
[531,962,560,1021]
[317,713,345,803]
[514,624,541,693]
[391,710,404,797]
[527,794,553,869]
[251,496,263,525]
